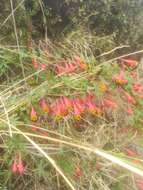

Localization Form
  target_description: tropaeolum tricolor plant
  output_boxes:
[29,56,143,124]
[22,55,143,188]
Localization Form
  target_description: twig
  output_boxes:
[0,97,12,137]
[9,0,26,80]
[96,45,130,58]
[103,49,143,65]
[1,118,143,178]
[0,0,25,29]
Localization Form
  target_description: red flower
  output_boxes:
[32,58,39,69]
[55,61,77,76]
[73,99,85,120]
[74,56,88,70]
[126,107,134,116]
[124,92,136,104]
[75,98,85,108]
[55,65,65,75]
[65,62,77,73]
[12,153,25,175]
[62,96,72,110]
[85,95,102,116]
[85,91,95,101]
[103,99,117,109]
[113,70,128,86]
[135,178,143,190]
[133,83,143,93]
[75,166,83,179]
[17,160,25,175]
[86,100,97,113]
[125,148,138,157]
[41,64,47,70]
[52,98,68,119]
[30,106,38,122]
[130,71,137,78]
[12,159,17,173]
[121,58,138,68]
[40,98,49,113]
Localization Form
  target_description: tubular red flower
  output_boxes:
[41,64,47,70]
[30,106,38,122]
[32,58,39,69]
[62,96,72,110]
[52,98,68,119]
[17,160,25,175]
[103,99,117,109]
[12,154,25,175]
[125,148,138,157]
[126,107,134,116]
[75,166,83,179]
[59,98,68,116]
[86,97,102,116]
[85,91,95,101]
[75,98,85,108]
[130,71,137,78]
[55,65,65,75]
[55,60,77,76]
[40,98,49,113]
[65,62,77,73]
[124,92,136,104]
[73,99,84,120]
[113,70,128,86]
[135,178,143,190]
[121,58,138,68]
[12,159,17,173]
[74,56,88,70]
[133,83,143,93]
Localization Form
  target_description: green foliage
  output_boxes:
[57,154,75,175]
[1,0,143,49]
[111,181,125,190]
[35,159,51,178]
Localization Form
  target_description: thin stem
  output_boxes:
[9,0,26,81]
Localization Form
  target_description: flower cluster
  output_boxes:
[120,58,138,68]
[29,57,142,125]
[30,93,103,122]
[55,56,88,76]
[32,58,47,70]
[12,153,25,175]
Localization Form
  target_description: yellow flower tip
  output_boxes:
[30,107,38,122]
[90,109,102,117]
[115,79,123,85]
[96,111,102,117]
[99,83,108,92]
[40,98,50,113]
[55,114,64,120]
[43,107,49,113]
[81,63,88,71]
[74,115,81,120]
[31,116,38,122]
